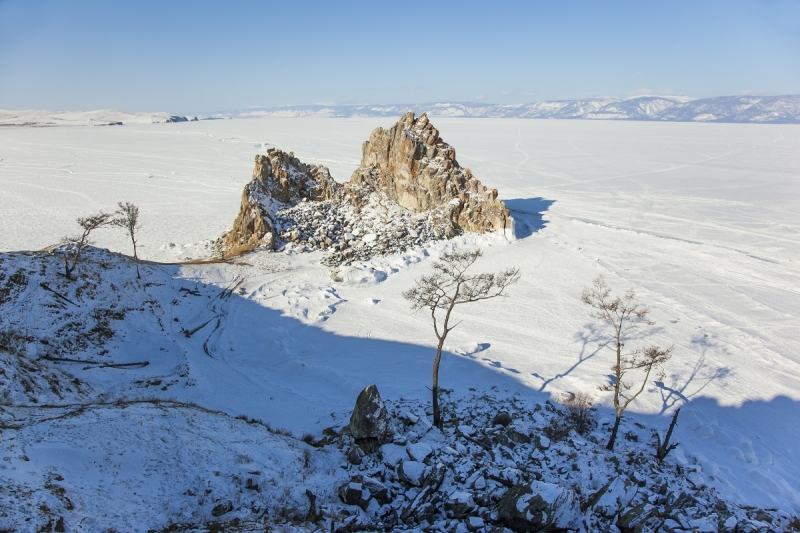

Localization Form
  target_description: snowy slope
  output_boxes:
[1,117,800,529]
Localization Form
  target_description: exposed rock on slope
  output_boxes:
[221,149,339,253]
[219,113,514,265]
[349,111,512,236]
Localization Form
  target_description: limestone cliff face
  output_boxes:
[221,149,340,253]
[349,111,512,236]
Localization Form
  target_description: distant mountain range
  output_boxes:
[204,94,800,124]
[3,94,798,127]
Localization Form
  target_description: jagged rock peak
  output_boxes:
[220,149,339,254]
[349,111,513,236]
[252,149,339,206]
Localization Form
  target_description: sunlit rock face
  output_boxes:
[221,149,339,252]
[349,111,513,236]
[221,113,514,260]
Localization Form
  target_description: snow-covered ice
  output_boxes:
[1,116,800,528]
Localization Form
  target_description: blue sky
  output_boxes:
[1,0,798,113]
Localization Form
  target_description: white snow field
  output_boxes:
[1,117,800,527]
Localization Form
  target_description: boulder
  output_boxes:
[398,460,426,486]
[361,476,390,506]
[587,476,639,518]
[497,481,581,532]
[348,384,392,447]
[338,481,370,509]
[445,491,476,519]
[407,441,433,463]
[379,443,407,467]
[211,500,233,517]
[467,516,485,531]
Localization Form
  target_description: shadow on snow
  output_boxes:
[505,197,555,239]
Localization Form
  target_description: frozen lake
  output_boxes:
[2,117,799,512]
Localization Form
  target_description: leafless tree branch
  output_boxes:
[582,275,673,450]
[403,249,520,428]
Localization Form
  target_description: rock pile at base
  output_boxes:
[218,113,515,266]
[318,391,798,533]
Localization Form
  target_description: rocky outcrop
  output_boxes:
[220,149,339,253]
[349,111,513,236]
[219,113,514,262]
[319,389,791,532]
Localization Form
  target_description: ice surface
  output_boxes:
[1,117,800,517]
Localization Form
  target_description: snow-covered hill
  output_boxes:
[205,94,800,123]
[0,109,192,127]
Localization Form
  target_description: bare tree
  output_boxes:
[582,275,672,450]
[112,202,141,278]
[403,249,520,429]
[62,211,113,280]
[654,407,681,462]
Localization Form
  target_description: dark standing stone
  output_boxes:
[348,384,392,450]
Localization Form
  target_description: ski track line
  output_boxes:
[546,147,744,189]
[513,128,530,181]
[563,215,793,263]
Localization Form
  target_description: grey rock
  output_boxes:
[445,491,476,519]
[348,384,392,445]
[339,481,363,506]
[506,424,531,444]
[497,481,581,532]
[617,502,657,532]
[362,476,390,506]
[211,500,233,517]
[398,460,426,486]
[347,445,365,465]
[349,112,513,235]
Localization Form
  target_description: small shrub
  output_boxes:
[560,392,596,435]
[273,427,294,438]
[234,453,253,464]
[491,411,513,427]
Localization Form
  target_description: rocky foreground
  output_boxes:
[219,112,514,267]
[310,386,798,533]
